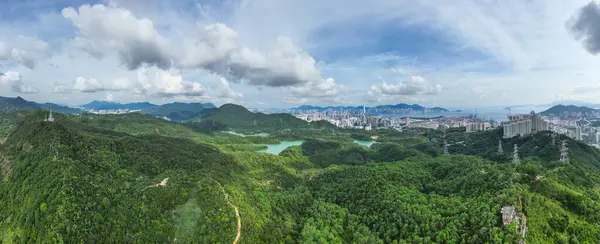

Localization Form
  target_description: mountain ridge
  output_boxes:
[0,96,83,114]
[292,103,449,112]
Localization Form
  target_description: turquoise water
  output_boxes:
[353,139,376,148]
[256,140,305,155]
[223,131,270,137]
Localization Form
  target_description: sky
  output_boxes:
[2,0,600,108]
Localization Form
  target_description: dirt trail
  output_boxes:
[212,180,241,244]
[141,178,169,191]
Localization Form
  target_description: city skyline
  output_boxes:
[2,0,600,108]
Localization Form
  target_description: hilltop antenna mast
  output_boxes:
[497,139,504,155]
[559,140,569,163]
[512,144,520,165]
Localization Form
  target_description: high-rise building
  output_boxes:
[502,111,549,139]
[576,126,582,140]
[466,122,490,132]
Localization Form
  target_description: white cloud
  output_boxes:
[103,93,114,101]
[136,68,208,98]
[369,76,441,97]
[217,77,243,98]
[0,36,50,69]
[72,77,104,92]
[62,4,173,70]
[3,0,600,108]
[0,71,39,93]
[290,78,345,97]
[54,76,131,93]
[53,82,70,94]
[179,24,328,87]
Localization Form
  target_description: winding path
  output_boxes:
[212,179,241,244]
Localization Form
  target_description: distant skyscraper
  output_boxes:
[363,105,366,125]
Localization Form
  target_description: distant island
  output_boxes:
[540,104,597,116]
[292,103,449,113]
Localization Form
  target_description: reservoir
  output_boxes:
[353,139,376,148]
[256,140,305,155]
[224,131,270,137]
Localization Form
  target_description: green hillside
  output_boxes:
[1,110,600,243]
[140,102,214,121]
[194,104,311,133]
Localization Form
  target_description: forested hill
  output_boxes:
[540,104,597,115]
[193,103,311,133]
[140,102,215,121]
[1,110,600,243]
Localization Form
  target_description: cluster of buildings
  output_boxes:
[502,112,550,139]
[466,122,491,132]
[292,107,600,149]
[85,109,141,114]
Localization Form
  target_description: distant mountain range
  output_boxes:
[0,97,217,121]
[540,104,598,116]
[81,101,157,110]
[292,104,449,112]
[80,100,217,121]
[0,96,83,114]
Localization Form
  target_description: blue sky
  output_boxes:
[1,0,600,108]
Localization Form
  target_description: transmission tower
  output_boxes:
[497,139,504,155]
[559,140,569,163]
[443,140,449,155]
[551,133,556,145]
[512,144,520,165]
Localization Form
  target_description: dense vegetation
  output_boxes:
[1,109,600,243]
[140,102,215,121]
[191,104,313,133]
